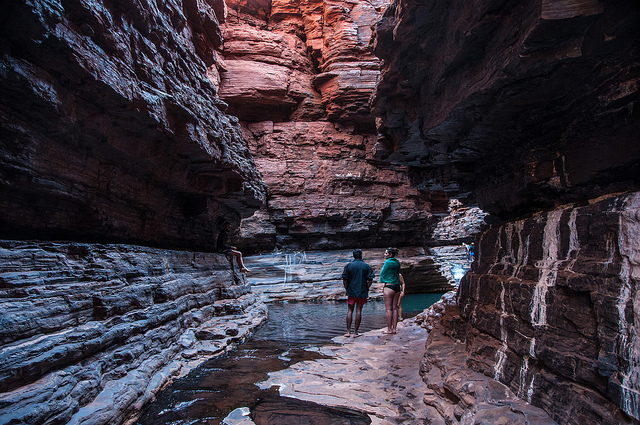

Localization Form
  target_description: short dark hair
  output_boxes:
[387,247,398,257]
[353,249,363,259]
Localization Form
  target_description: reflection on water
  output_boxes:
[136,293,444,424]
[255,293,445,345]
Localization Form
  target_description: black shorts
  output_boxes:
[384,284,402,293]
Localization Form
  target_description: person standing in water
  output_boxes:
[380,247,402,334]
[216,221,250,273]
[342,249,375,338]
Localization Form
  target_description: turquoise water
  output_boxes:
[254,292,445,344]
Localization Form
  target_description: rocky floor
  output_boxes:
[223,315,556,425]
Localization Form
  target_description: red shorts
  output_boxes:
[347,297,367,305]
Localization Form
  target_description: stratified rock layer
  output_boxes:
[373,0,640,218]
[0,241,267,425]
[0,0,266,251]
[238,122,440,252]
[372,1,640,422]
[221,0,388,129]
[244,247,452,302]
[431,192,640,425]
[218,0,449,252]
[259,315,556,424]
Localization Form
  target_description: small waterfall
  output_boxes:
[527,371,535,402]
[488,228,504,274]
[512,220,529,278]
[566,209,580,268]
[603,234,616,274]
[517,356,530,400]
[531,210,563,327]
[529,337,536,358]
[494,345,508,381]
[283,251,308,285]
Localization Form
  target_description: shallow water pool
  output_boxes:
[256,293,445,344]
[135,293,444,424]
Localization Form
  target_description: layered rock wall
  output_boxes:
[372,0,640,423]
[0,0,266,251]
[0,241,267,425]
[238,121,441,251]
[218,0,448,252]
[443,193,640,424]
[0,1,271,424]
[244,247,453,302]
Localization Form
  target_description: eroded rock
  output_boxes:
[0,241,267,425]
[0,0,266,251]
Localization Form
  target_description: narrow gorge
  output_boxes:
[0,0,638,424]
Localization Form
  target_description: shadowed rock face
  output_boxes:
[0,1,272,424]
[0,0,266,251]
[373,0,640,219]
[446,193,640,425]
[372,0,640,424]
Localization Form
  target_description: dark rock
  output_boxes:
[0,0,266,251]
[431,193,640,425]
[372,0,640,220]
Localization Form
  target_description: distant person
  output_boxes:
[217,221,250,273]
[380,247,401,334]
[397,273,406,321]
[342,249,375,338]
[463,242,475,262]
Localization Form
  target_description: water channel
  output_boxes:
[135,293,444,425]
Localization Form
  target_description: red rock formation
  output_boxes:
[218,0,449,252]
[238,121,441,251]
[0,0,266,251]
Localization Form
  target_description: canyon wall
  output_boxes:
[373,0,640,219]
[0,241,267,425]
[0,0,266,251]
[0,1,270,424]
[373,0,640,423]
[218,0,449,253]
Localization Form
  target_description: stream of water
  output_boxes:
[135,293,444,425]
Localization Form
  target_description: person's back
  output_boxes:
[343,259,374,299]
[342,249,375,338]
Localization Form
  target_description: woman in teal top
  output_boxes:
[380,247,401,334]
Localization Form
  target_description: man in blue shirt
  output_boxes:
[342,249,375,338]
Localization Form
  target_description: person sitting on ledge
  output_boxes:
[216,221,250,273]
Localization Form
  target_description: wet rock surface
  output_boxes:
[135,338,354,425]
[243,247,453,303]
[432,192,640,424]
[259,315,555,424]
